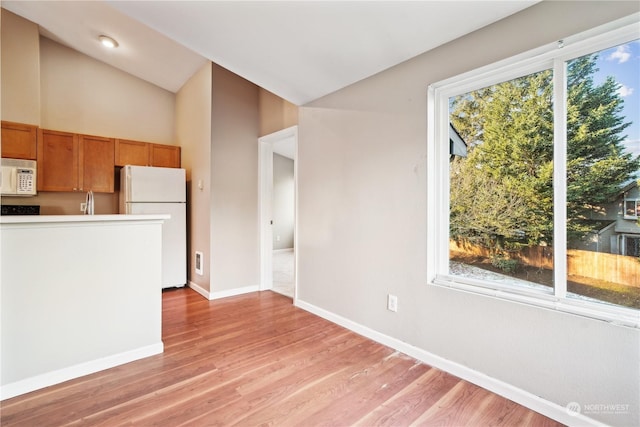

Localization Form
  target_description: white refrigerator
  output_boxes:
[120,165,187,289]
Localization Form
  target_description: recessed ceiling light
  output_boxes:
[99,35,118,49]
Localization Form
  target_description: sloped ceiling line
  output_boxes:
[2,1,538,105]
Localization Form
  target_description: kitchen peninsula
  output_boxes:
[0,214,168,399]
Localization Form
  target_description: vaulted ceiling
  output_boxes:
[2,1,538,105]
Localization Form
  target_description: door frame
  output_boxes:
[258,125,298,299]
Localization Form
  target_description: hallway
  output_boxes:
[272,248,294,298]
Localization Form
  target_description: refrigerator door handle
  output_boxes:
[125,167,132,202]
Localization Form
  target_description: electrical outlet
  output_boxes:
[80,202,86,212]
[387,294,398,312]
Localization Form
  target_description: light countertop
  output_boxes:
[0,214,170,224]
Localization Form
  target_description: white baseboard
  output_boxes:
[209,285,260,300]
[0,342,164,401]
[294,299,604,427]
[188,280,210,299]
[188,281,260,301]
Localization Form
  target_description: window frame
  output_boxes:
[427,15,640,328]
[624,199,640,219]
[622,235,640,257]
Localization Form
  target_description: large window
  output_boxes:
[428,18,640,326]
[449,69,555,292]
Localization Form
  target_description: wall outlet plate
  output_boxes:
[387,294,398,312]
[195,251,204,276]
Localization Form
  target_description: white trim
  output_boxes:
[293,130,299,304]
[209,285,260,300]
[426,85,438,283]
[553,55,568,300]
[433,276,640,328]
[258,126,299,299]
[430,14,640,95]
[427,14,640,327]
[556,15,640,63]
[294,298,606,427]
[0,342,163,400]
[188,280,211,299]
[259,137,274,291]
[188,282,262,301]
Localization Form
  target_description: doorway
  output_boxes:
[259,126,298,300]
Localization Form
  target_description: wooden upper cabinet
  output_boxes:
[1,121,38,159]
[150,143,180,168]
[37,129,79,192]
[38,129,114,193]
[115,139,150,167]
[80,135,115,193]
[115,139,180,168]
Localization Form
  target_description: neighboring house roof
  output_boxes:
[607,179,639,202]
[583,220,617,235]
[598,178,638,203]
[621,179,639,195]
[449,123,467,159]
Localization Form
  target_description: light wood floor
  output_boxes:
[1,288,563,426]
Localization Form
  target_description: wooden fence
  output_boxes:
[449,240,640,288]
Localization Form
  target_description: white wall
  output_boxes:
[1,216,164,398]
[273,153,294,250]
[176,62,213,292]
[297,2,640,426]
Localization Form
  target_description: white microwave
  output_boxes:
[1,158,37,196]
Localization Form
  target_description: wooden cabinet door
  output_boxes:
[1,121,37,159]
[115,139,150,167]
[80,135,115,193]
[37,129,79,192]
[150,144,181,168]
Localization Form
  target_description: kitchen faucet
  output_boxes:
[84,190,94,215]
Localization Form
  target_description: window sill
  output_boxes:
[432,274,640,329]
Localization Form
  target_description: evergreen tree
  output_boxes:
[449,54,638,250]
[566,55,637,239]
[449,156,531,249]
